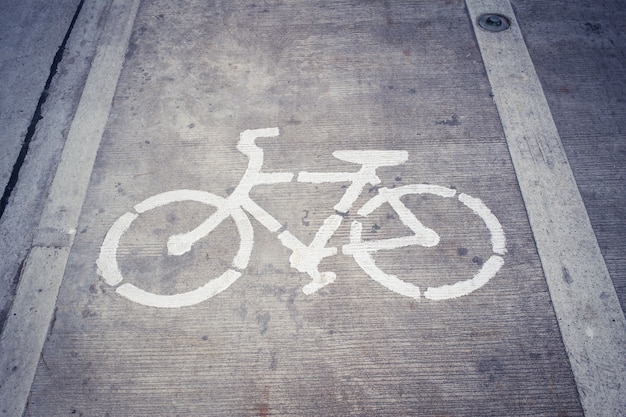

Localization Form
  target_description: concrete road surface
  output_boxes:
[0,0,624,416]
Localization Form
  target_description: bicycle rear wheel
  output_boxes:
[97,190,253,308]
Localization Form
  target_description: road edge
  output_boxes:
[0,0,141,415]
[465,1,626,416]
[0,0,114,336]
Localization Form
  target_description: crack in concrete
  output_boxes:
[0,258,25,336]
[0,0,85,218]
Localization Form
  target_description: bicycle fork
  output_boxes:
[283,149,441,294]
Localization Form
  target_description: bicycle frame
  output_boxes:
[166,128,438,294]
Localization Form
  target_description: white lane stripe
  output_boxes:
[0,1,142,416]
[466,1,626,415]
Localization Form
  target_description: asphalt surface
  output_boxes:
[0,0,624,416]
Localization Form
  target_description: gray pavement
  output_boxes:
[0,0,80,194]
[515,0,626,313]
[0,0,113,334]
[0,0,625,416]
[0,0,82,329]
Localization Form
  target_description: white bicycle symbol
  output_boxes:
[97,128,506,308]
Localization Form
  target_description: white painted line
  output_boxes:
[116,269,242,309]
[424,255,504,301]
[357,184,456,216]
[458,193,506,255]
[285,214,341,294]
[345,219,421,300]
[465,1,626,415]
[134,189,227,213]
[299,150,408,213]
[344,184,505,301]
[98,189,254,308]
[0,1,141,415]
[240,198,283,233]
[97,211,138,286]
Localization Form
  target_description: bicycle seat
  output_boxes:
[332,150,408,166]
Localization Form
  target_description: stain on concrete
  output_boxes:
[257,312,271,335]
[435,114,461,126]
[563,267,574,285]
[477,357,504,384]
[583,22,603,35]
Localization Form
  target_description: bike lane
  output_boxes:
[3,0,621,415]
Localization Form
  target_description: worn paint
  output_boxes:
[344,185,506,300]
[98,128,506,307]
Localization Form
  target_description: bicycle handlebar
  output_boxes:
[237,127,280,156]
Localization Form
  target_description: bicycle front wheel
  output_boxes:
[97,190,253,308]
[343,185,506,301]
